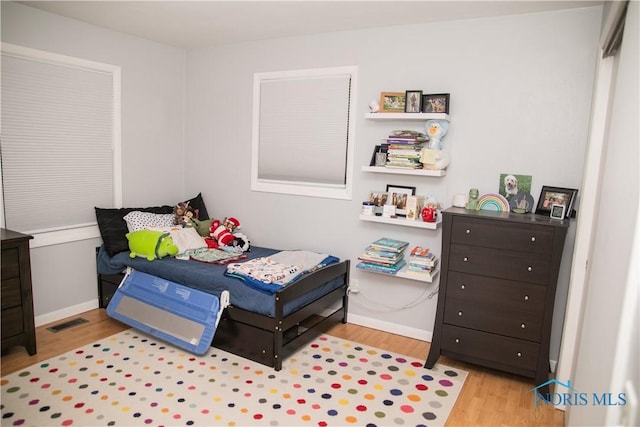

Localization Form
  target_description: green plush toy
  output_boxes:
[126,229,179,261]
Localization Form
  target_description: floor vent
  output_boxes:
[46,317,89,333]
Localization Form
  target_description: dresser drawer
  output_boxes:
[443,297,543,342]
[1,306,24,337]
[449,244,552,285]
[1,248,20,280]
[1,278,22,310]
[441,324,539,374]
[451,217,554,254]
[446,272,546,313]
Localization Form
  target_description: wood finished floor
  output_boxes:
[1,309,564,426]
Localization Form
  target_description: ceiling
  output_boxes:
[18,1,603,48]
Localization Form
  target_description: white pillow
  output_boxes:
[123,211,175,232]
[168,227,207,253]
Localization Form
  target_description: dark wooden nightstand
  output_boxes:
[1,228,36,355]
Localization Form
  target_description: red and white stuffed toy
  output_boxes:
[205,217,250,251]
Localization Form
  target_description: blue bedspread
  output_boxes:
[96,246,344,318]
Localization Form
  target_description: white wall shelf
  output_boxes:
[357,265,440,283]
[359,214,441,230]
[361,166,446,177]
[365,112,450,121]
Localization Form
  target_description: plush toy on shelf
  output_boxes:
[421,119,450,170]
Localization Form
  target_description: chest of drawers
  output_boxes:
[425,207,568,389]
[1,228,36,355]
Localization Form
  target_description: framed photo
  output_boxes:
[535,186,578,218]
[421,93,450,114]
[550,204,566,220]
[385,184,416,217]
[405,90,423,113]
[379,92,406,113]
[368,191,388,208]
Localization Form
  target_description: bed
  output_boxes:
[96,236,350,370]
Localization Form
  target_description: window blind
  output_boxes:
[1,48,116,234]
[257,74,351,186]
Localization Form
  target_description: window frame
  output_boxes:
[0,42,122,248]
[251,66,357,200]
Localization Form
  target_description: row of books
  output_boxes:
[384,130,427,169]
[356,239,439,279]
[406,246,438,279]
[356,237,409,275]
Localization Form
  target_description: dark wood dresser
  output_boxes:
[425,207,568,391]
[1,228,37,355]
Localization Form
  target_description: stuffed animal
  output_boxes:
[422,119,451,170]
[173,202,198,227]
[126,229,179,261]
[205,217,250,251]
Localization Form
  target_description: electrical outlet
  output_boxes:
[349,279,360,294]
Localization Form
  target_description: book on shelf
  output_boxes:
[369,237,409,253]
[408,246,437,268]
[356,259,407,275]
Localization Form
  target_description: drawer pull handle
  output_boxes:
[455,338,460,343]
[458,311,463,316]
[531,236,536,242]
[527,266,533,272]
[461,284,466,290]
[463,257,469,262]
[517,352,522,357]
[521,323,526,329]
[524,295,529,301]
[466,229,471,234]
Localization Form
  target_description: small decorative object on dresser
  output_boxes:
[1,228,36,355]
[424,207,569,396]
[465,188,479,210]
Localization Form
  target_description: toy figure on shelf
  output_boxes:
[465,188,479,210]
[421,119,450,170]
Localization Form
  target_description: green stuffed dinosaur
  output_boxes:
[126,229,179,261]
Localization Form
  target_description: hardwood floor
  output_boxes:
[1,309,564,426]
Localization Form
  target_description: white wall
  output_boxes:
[185,6,601,356]
[567,1,639,425]
[1,2,186,321]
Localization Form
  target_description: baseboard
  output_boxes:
[35,299,99,327]
[347,313,433,342]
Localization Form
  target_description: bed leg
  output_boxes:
[274,328,283,371]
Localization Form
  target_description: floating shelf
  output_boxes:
[357,264,440,283]
[361,166,446,177]
[365,112,450,121]
[359,214,441,230]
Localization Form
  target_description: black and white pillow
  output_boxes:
[123,211,175,232]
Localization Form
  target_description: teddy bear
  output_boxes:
[173,202,198,227]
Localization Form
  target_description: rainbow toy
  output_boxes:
[477,193,510,212]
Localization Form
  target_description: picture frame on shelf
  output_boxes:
[421,93,450,114]
[405,90,423,113]
[368,190,389,209]
[550,204,566,220]
[369,144,389,167]
[385,184,416,217]
[379,92,406,113]
[535,186,578,218]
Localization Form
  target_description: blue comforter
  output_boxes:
[96,246,344,317]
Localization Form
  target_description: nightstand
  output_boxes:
[1,228,36,355]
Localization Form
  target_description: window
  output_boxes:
[0,43,121,247]
[251,66,357,199]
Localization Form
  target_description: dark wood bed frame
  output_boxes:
[97,251,350,371]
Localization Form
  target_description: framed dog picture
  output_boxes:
[421,93,450,114]
[535,186,578,218]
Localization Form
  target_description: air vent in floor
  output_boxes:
[46,317,89,333]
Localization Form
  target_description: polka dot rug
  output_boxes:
[1,329,467,426]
